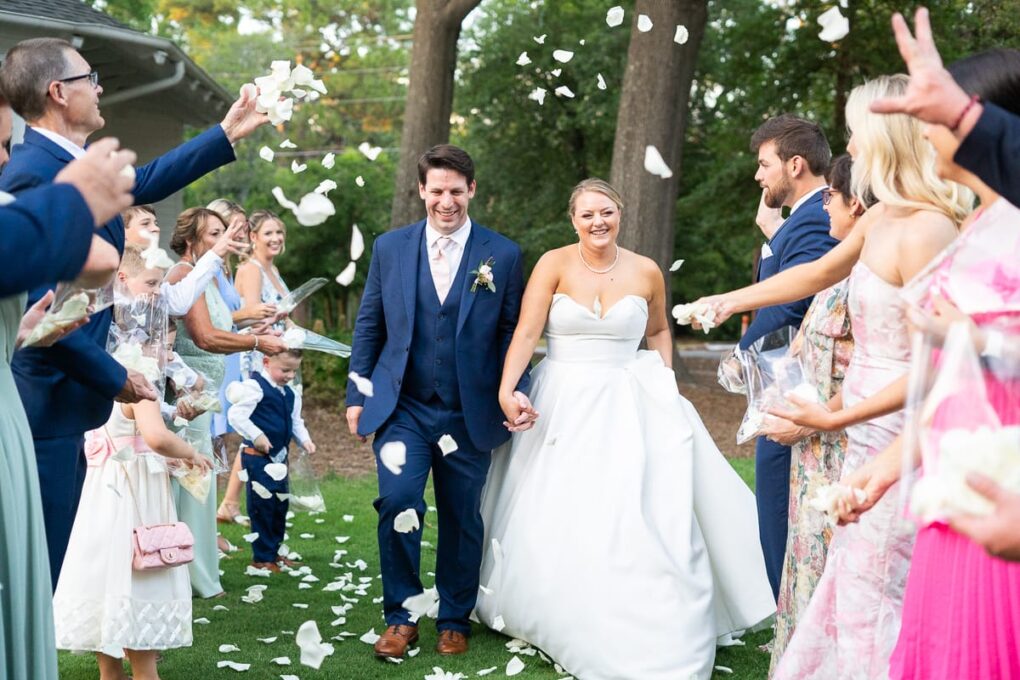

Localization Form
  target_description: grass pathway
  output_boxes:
[59,459,770,679]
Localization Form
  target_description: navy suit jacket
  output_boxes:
[3,125,236,438]
[0,183,95,297]
[956,103,1020,208]
[739,191,837,350]
[346,220,529,451]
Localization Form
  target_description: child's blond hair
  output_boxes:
[119,243,166,276]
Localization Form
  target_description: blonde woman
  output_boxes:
[700,75,972,678]
[235,210,292,376]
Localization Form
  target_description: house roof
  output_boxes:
[0,0,232,126]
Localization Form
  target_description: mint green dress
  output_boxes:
[172,272,231,597]
[0,294,58,679]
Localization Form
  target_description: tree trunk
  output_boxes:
[389,0,481,228]
[609,0,708,288]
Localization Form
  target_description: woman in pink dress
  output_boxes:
[697,74,972,678]
[839,48,1020,680]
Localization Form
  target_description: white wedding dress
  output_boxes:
[476,294,775,680]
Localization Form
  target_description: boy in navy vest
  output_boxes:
[227,349,315,572]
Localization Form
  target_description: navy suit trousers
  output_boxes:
[241,452,290,564]
[372,395,491,635]
[35,435,87,588]
[755,436,791,599]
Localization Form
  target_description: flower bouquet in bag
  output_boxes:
[21,281,115,348]
[731,326,824,445]
[905,323,1020,525]
[282,325,351,358]
[106,288,168,397]
[287,446,325,513]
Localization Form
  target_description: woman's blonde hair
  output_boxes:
[248,209,286,256]
[206,198,245,222]
[568,178,624,216]
[845,74,972,224]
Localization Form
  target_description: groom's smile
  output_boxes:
[419,167,476,235]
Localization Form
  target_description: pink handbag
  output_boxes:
[131,522,195,570]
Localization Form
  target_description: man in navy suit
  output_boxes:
[346,145,532,659]
[0,37,269,585]
[743,115,838,599]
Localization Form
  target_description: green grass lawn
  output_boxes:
[59,458,770,680]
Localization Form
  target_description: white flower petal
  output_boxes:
[296,620,334,669]
[554,85,575,98]
[515,52,531,66]
[357,142,382,161]
[380,441,407,475]
[238,469,249,483]
[216,660,250,671]
[343,515,355,522]
[527,87,547,105]
[670,259,685,272]
[314,179,338,195]
[637,14,653,32]
[715,666,734,674]
[402,587,439,618]
[644,145,673,179]
[492,615,505,632]
[219,644,241,653]
[393,508,420,534]
[350,223,365,261]
[242,532,260,543]
[552,50,574,63]
[606,6,625,27]
[355,175,365,187]
[438,434,458,455]
[674,25,690,44]
[283,327,307,349]
[348,371,374,397]
[265,462,288,481]
[251,481,273,499]
[272,186,298,212]
[477,668,497,676]
[293,191,335,226]
[259,146,275,162]
[194,617,210,624]
[532,34,546,44]
[506,656,525,676]
[279,139,297,149]
[818,6,850,42]
[291,160,308,174]
[322,152,335,169]
[258,636,278,644]
[358,628,380,645]
[550,68,562,77]
[271,656,292,665]
[596,73,607,90]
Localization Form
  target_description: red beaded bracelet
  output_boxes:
[950,94,981,132]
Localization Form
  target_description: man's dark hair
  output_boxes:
[750,114,831,176]
[0,38,76,121]
[416,144,475,186]
[949,48,1020,118]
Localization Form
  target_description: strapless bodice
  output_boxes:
[545,294,649,364]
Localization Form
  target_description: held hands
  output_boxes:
[54,137,136,226]
[869,8,973,128]
[768,394,838,432]
[346,406,366,443]
[212,217,251,259]
[253,434,272,453]
[116,368,159,404]
[949,474,1020,562]
[500,391,539,433]
[15,290,89,349]
[220,83,271,145]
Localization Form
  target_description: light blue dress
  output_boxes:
[0,293,58,679]
[212,267,242,436]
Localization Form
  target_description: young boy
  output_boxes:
[227,350,316,572]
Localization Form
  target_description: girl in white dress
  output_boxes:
[53,246,212,680]
[477,180,775,680]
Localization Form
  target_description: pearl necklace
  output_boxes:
[577,243,620,274]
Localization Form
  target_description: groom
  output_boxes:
[346,144,531,659]
[745,114,837,599]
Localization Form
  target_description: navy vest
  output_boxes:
[243,372,295,455]
[401,232,472,408]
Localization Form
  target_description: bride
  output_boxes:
[475,179,775,679]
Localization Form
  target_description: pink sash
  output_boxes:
[83,429,149,467]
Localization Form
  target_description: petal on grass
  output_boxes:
[506,656,525,676]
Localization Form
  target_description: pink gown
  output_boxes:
[774,261,916,680]
[890,198,1020,679]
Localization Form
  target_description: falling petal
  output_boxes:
[334,261,357,287]
[818,6,850,42]
[438,434,458,455]
[322,152,335,169]
[272,186,298,212]
[279,139,297,149]
[357,142,382,161]
[492,615,506,632]
[314,179,338,195]
[292,191,335,226]
[402,587,439,618]
[348,371,374,397]
[380,441,407,475]
[291,160,308,174]
[393,508,420,533]
[554,85,575,98]
[596,73,607,90]
[355,175,365,187]
[606,6,624,27]
[296,620,334,669]
[242,532,259,543]
[637,14,653,31]
[238,469,249,483]
[506,656,525,676]
[533,34,546,44]
[527,88,547,105]
[644,145,673,179]
[516,52,531,66]
[265,462,288,481]
[259,146,275,162]
[674,25,690,44]
[350,223,365,261]
[670,259,685,272]
[550,68,562,77]
[552,50,574,63]
[251,481,272,499]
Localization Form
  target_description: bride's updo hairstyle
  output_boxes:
[568,178,624,216]
[169,207,226,256]
[845,74,972,225]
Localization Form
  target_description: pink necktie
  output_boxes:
[431,236,453,304]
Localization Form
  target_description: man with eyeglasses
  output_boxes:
[0,36,270,587]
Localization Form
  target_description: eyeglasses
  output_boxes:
[57,71,99,88]
[821,188,841,206]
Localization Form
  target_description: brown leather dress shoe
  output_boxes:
[436,630,469,655]
[374,624,419,658]
[250,561,281,573]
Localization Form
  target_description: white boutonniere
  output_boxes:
[470,257,496,293]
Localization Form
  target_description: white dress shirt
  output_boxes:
[162,251,223,316]
[424,217,472,286]
[32,126,86,159]
[227,373,311,452]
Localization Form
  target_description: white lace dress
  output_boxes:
[53,406,192,657]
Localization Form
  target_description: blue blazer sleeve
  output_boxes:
[0,184,94,296]
[955,103,1020,208]
[346,239,386,407]
[500,244,531,395]
[131,125,236,204]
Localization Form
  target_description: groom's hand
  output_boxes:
[346,406,367,443]
[503,391,538,433]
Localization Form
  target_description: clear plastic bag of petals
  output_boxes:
[276,277,328,314]
[21,281,115,348]
[282,325,351,358]
[106,288,169,397]
[287,446,325,513]
[734,326,823,445]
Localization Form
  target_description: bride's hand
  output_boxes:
[505,391,539,432]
